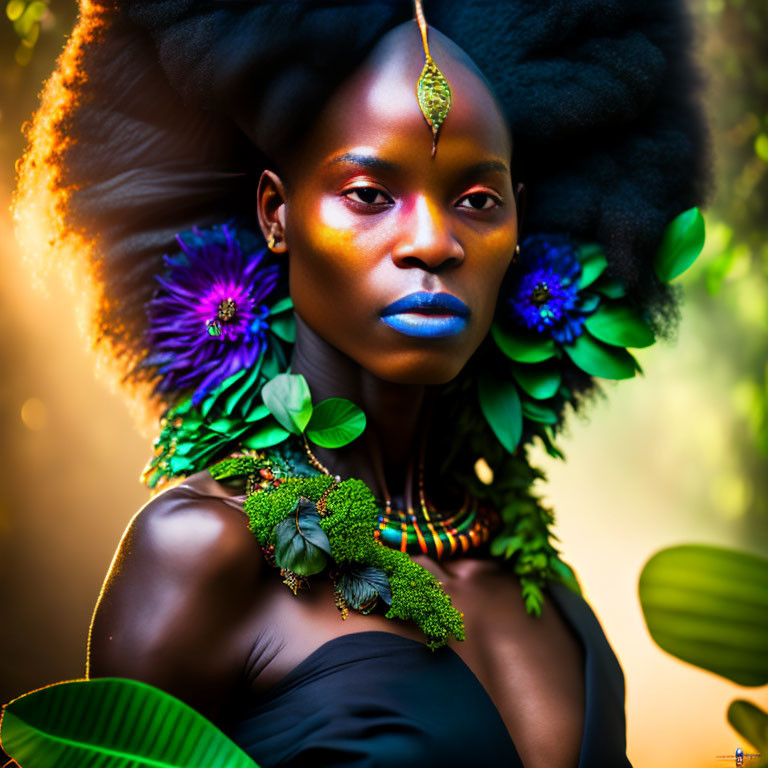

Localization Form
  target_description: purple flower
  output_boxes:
[506,235,598,344]
[145,224,279,403]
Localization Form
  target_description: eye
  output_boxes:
[456,192,502,210]
[343,187,392,206]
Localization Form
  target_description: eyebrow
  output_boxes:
[327,152,510,177]
[464,160,510,176]
[328,152,400,172]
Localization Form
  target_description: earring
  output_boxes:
[515,244,521,255]
[267,231,278,251]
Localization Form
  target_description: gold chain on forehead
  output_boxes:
[414,0,452,157]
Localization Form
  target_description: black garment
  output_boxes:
[223,582,632,768]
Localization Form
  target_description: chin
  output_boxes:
[361,349,469,387]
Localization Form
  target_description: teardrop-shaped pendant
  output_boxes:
[416,55,452,156]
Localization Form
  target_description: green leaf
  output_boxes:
[490,532,524,559]
[584,304,655,348]
[577,243,608,288]
[511,361,562,400]
[173,441,196,457]
[564,332,637,379]
[654,207,706,282]
[201,368,247,418]
[0,677,259,768]
[261,373,313,435]
[207,417,238,434]
[521,400,558,424]
[270,313,296,343]
[306,398,366,449]
[478,375,522,454]
[639,545,768,686]
[339,565,393,612]
[273,497,332,576]
[521,577,543,616]
[269,296,293,315]
[245,403,270,423]
[242,419,290,450]
[552,559,582,595]
[592,276,627,299]
[491,322,556,363]
[537,426,565,460]
[728,700,768,755]
[224,360,263,415]
[260,349,282,382]
[168,456,194,473]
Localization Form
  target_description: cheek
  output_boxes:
[468,230,516,330]
[285,197,386,339]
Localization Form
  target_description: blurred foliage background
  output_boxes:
[697,0,768,537]
[0,2,766,766]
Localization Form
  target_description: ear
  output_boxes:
[256,169,289,253]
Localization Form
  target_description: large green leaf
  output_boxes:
[654,206,706,282]
[564,332,637,379]
[306,398,366,448]
[0,677,259,768]
[478,375,522,454]
[639,545,768,686]
[576,243,608,288]
[584,305,655,348]
[728,700,768,758]
[491,323,556,363]
[273,497,332,576]
[510,361,562,400]
[241,419,290,449]
[261,373,313,435]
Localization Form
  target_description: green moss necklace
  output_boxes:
[302,431,499,560]
[210,439,467,649]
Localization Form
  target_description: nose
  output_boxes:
[391,195,464,271]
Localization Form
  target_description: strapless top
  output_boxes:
[222,582,632,768]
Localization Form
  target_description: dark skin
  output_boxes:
[88,22,584,768]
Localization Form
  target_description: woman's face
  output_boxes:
[258,24,518,385]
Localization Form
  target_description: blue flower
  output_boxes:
[145,224,280,403]
[506,235,598,344]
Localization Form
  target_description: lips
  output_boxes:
[381,291,471,318]
[379,291,470,338]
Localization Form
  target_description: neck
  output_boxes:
[290,314,427,505]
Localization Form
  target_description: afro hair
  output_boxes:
[13,0,710,424]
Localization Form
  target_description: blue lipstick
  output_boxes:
[380,292,470,338]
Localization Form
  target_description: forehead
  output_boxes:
[290,22,511,175]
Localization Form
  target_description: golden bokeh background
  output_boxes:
[1,3,767,767]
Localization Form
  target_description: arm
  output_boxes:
[87,483,263,721]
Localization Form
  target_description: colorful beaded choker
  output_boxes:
[301,425,499,560]
[374,492,498,559]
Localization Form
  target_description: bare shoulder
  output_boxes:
[88,471,264,718]
[116,470,260,584]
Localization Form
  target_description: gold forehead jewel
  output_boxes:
[414,0,452,157]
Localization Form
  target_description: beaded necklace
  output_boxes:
[302,434,499,560]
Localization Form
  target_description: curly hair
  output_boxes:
[13,0,710,430]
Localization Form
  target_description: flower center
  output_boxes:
[217,298,237,322]
[530,282,552,306]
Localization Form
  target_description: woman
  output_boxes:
[7,1,708,767]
